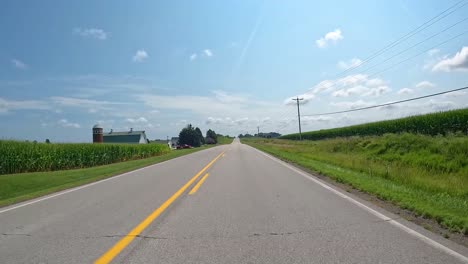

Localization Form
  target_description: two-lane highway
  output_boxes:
[1,139,467,263]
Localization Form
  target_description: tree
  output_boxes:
[45,139,51,144]
[206,129,218,144]
[178,124,201,147]
[195,127,205,145]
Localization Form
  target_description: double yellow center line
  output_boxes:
[95,151,224,264]
[188,173,209,195]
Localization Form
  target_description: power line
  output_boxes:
[302,86,468,117]
[274,108,298,134]
[312,27,468,98]
[286,1,467,100]
[359,16,468,75]
[276,118,297,134]
[334,0,467,78]
[277,27,467,134]
[361,30,468,80]
[275,112,296,132]
[276,1,467,133]
[304,29,467,99]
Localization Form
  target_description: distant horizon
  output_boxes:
[2,106,466,143]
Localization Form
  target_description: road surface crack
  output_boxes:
[2,233,32,237]
[248,231,302,238]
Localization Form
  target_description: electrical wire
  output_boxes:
[302,86,468,117]
[334,0,467,78]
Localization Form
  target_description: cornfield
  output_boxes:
[0,142,170,175]
[281,108,468,140]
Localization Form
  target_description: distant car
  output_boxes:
[177,144,193,149]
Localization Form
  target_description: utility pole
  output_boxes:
[292,97,304,140]
[257,126,260,136]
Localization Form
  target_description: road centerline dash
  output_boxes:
[94,151,225,264]
[189,173,210,195]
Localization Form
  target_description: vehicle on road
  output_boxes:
[177,144,193,149]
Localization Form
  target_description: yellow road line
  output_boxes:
[188,173,209,195]
[94,151,225,264]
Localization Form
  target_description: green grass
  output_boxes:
[0,141,170,175]
[242,134,468,233]
[281,108,468,141]
[0,139,232,208]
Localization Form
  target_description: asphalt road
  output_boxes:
[1,138,467,264]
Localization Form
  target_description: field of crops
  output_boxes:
[0,141,170,175]
[281,108,468,140]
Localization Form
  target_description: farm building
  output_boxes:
[170,137,179,149]
[92,125,148,144]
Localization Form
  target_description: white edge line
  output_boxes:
[247,145,468,263]
[0,146,224,214]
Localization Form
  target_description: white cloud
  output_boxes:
[212,90,248,104]
[126,117,148,123]
[138,94,237,115]
[302,115,332,123]
[397,88,414,95]
[311,80,334,93]
[261,117,271,124]
[335,74,368,87]
[204,116,272,128]
[136,90,274,117]
[415,81,435,88]
[135,90,285,136]
[337,58,362,69]
[73,28,108,40]
[234,117,249,125]
[443,90,466,98]
[50,96,129,114]
[0,97,49,113]
[11,59,28,70]
[424,99,456,111]
[58,119,81,128]
[332,85,368,97]
[432,46,468,72]
[316,29,344,48]
[331,83,390,98]
[190,49,214,61]
[361,86,391,97]
[428,49,440,56]
[331,100,374,109]
[51,96,127,107]
[291,74,390,104]
[365,78,385,87]
[132,50,148,62]
[203,49,213,57]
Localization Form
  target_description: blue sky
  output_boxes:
[1,0,467,142]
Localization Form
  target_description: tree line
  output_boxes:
[178,124,218,147]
